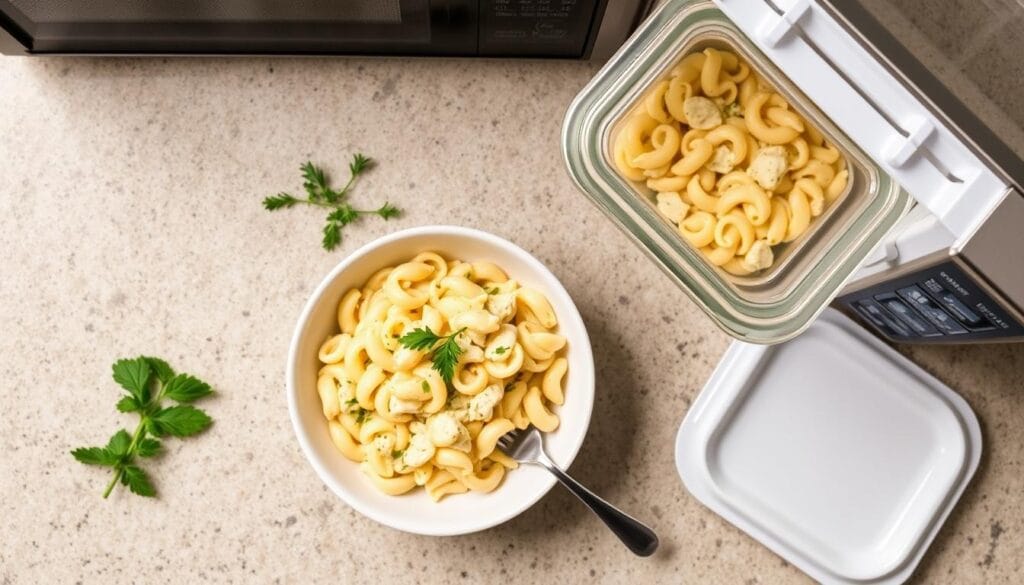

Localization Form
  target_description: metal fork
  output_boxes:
[497,427,659,556]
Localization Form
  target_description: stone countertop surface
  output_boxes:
[1,56,1022,585]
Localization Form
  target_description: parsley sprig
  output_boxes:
[398,327,467,384]
[71,357,214,498]
[263,154,400,251]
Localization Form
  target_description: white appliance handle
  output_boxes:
[713,0,1007,239]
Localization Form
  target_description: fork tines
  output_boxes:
[496,429,520,451]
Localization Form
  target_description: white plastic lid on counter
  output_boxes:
[675,309,981,584]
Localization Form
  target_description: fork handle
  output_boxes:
[537,456,659,557]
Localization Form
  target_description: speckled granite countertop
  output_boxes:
[1,55,1023,584]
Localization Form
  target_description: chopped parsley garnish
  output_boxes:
[722,101,743,118]
[346,402,370,424]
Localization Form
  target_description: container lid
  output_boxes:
[562,0,913,344]
[675,308,981,584]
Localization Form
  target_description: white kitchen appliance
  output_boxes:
[787,1,1024,345]
[562,0,1022,582]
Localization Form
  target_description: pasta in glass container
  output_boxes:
[563,0,911,343]
[612,46,850,276]
[315,252,568,502]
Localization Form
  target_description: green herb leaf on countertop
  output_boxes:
[163,374,213,403]
[71,446,120,467]
[151,405,212,437]
[263,153,401,251]
[322,221,342,251]
[71,356,214,499]
[375,202,400,220]
[112,357,151,403]
[107,429,132,456]
[116,396,141,413]
[122,465,156,497]
[144,356,176,385]
[327,206,359,226]
[263,193,300,210]
[349,153,373,175]
[136,438,162,458]
[301,161,328,201]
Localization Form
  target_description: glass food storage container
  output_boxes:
[562,0,912,344]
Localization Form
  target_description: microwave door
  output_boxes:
[0,0,476,56]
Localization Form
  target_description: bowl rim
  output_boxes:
[286,224,596,535]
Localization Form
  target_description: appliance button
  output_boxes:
[923,284,994,331]
[857,299,912,338]
[897,286,967,335]
[874,294,942,337]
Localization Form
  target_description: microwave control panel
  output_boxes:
[836,259,1024,343]
[479,0,602,57]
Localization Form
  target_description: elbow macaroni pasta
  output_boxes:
[316,253,568,501]
[613,47,850,275]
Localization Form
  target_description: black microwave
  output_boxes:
[0,0,652,58]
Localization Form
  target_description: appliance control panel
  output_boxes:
[837,259,1024,343]
[479,0,600,57]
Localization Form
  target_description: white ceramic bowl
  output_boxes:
[287,225,595,535]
